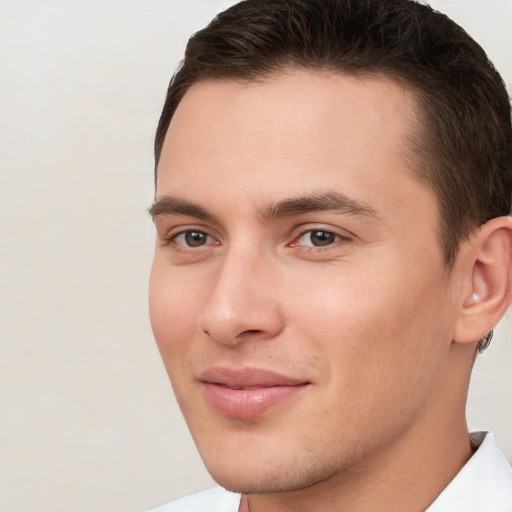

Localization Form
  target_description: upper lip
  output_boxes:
[199,367,309,389]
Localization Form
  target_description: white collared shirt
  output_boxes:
[149,432,512,511]
[426,432,511,511]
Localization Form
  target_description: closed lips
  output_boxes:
[199,367,310,418]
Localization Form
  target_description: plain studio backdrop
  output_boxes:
[1,1,511,510]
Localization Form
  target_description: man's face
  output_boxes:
[149,71,460,493]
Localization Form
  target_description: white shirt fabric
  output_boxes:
[149,432,512,512]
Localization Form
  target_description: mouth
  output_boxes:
[198,367,310,419]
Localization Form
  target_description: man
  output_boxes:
[147,0,512,510]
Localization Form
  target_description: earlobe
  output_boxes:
[454,216,512,345]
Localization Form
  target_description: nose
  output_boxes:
[198,248,285,346]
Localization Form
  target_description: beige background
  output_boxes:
[0,1,511,511]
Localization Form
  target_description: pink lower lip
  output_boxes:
[202,382,308,419]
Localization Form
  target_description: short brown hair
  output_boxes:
[155,0,512,268]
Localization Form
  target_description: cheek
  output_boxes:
[148,263,201,364]
[290,258,451,397]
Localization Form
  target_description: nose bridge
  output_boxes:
[198,242,282,345]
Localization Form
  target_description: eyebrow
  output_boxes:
[261,190,380,220]
[149,196,218,222]
[149,190,380,223]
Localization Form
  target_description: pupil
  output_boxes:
[311,230,334,246]
[185,231,206,247]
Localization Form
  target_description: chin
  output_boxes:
[200,446,344,496]
[209,469,317,496]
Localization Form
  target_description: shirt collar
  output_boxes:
[426,432,512,511]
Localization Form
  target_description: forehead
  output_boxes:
[156,70,434,231]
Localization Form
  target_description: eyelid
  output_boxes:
[173,231,213,248]
[162,224,221,246]
[289,225,353,247]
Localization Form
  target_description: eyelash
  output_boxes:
[164,226,350,253]
[291,227,350,251]
[165,228,218,249]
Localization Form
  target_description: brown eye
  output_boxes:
[174,231,211,247]
[310,230,337,246]
[297,230,340,247]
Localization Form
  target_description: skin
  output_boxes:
[149,71,492,511]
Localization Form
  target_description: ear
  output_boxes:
[454,215,512,344]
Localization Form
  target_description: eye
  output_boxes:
[296,229,341,247]
[173,230,214,247]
